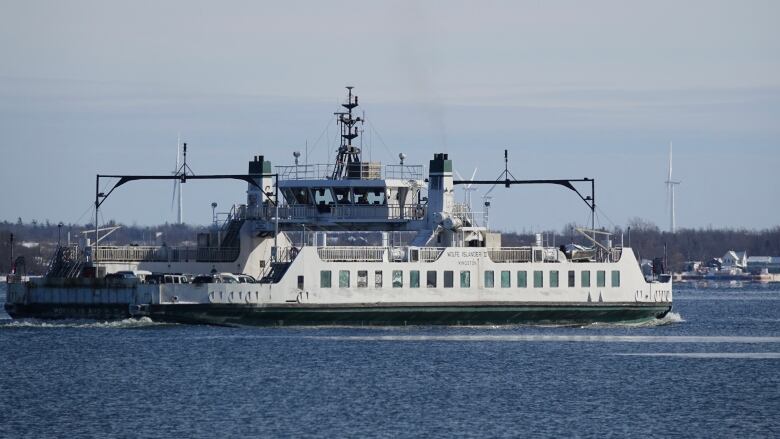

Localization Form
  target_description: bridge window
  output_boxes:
[334,187,351,204]
[410,270,420,288]
[427,271,437,288]
[298,276,304,290]
[312,188,335,205]
[281,188,297,205]
[291,187,311,204]
[460,271,471,288]
[353,188,386,205]
[375,271,383,288]
[501,271,511,288]
[581,271,591,288]
[611,270,621,287]
[484,270,495,288]
[533,271,543,288]
[392,270,403,288]
[568,270,576,287]
[367,189,387,205]
[550,270,559,288]
[353,187,369,205]
[320,270,331,288]
[597,270,606,287]
[357,270,368,288]
[339,270,350,288]
[444,270,454,288]
[517,271,527,288]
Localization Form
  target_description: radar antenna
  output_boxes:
[331,86,364,179]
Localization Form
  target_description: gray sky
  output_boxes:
[1,0,778,232]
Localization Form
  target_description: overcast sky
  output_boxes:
[1,0,778,232]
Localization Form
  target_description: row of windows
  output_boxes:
[320,269,621,289]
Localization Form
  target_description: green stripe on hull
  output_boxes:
[149,303,673,326]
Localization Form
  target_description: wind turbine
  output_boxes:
[455,168,479,226]
[454,168,479,207]
[171,135,184,224]
[665,141,681,233]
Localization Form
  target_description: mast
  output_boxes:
[331,86,364,179]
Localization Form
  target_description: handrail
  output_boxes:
[92,245,240,263]
[241,204,426,221]
[275,163,424,181]
[316,246,386,262]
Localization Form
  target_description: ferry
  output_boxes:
[4,87,673,326]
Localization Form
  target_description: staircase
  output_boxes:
[220,218,245,248]
[258,262,291,284]
[46,245,85,278]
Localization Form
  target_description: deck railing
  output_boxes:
[275,163,424,181]
[316,246,386,262]
[419,247,445,262]
[93,246,240,263]
[488,248,534,263]
[242,204,426,221]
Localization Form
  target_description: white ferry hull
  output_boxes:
[5,246,673,326]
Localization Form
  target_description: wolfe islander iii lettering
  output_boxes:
[5,87,673,326]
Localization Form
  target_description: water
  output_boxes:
[1,284,778,438]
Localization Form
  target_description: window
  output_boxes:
[291,187,311,204]
[501,271,511,288]
[357,270,368,288]
[410,270,420,288]
[581,271,591,288]
[312,188,335,205]
[533,271,543,288]
[297,275,304,290]
[375,270,383,288]
[320,270,331,288]
[611,270,621,287]
[460,271,471,288]
[339,270,350,288]
[517,271,527,288]
[550,270,559,288]
[568,270,575,288]
[444,271,454,288]
[333,187,351,204]
[484,270,495,288]
[597,270,606,287]
[427,271,437,288]
[367,189,386,205]
[392,270,403,288]
[352,187,369,205]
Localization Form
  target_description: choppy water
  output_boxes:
[1,284,778,438]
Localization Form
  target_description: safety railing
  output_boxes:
[242,204,426,221]
[275,163,424,181]
[488,247,533,263]
[419,247,445,262]
[93,246,240,263]
[316,246,386,262]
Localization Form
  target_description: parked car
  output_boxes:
[235,274,256,283]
